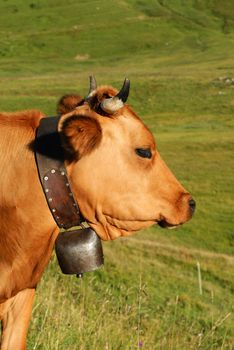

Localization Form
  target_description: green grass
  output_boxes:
[0,0,233,349]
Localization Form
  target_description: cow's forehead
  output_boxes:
[122,108,155,146]
[94,105,156,148]
[66,85,156,148]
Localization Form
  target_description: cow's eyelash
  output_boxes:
[135,148,152,159]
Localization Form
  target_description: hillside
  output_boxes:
[0,0,233,77]
[0,1,233,349]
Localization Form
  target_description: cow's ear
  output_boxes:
[60,115,102,160]
[57,94,84,115]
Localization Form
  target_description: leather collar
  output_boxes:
[34,116,83,229]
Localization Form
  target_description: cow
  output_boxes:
[0,77,195,349]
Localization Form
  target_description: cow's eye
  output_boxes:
[135,148,152,159]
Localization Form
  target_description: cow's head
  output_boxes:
[57,77,195,240]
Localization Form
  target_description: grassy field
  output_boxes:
[0,0,233,349]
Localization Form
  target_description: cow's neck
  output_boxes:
[0,114,84,302]
[0,114,61,301]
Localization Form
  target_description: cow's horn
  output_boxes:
[101,78,130,114]
[116,78,130,103]
[88,75,97,95]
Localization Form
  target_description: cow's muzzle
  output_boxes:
[157,196,196,229]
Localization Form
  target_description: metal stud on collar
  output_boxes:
[41,168,81,229]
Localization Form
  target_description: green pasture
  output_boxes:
[0,0,233,349]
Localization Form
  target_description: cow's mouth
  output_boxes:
[157,220,178,229]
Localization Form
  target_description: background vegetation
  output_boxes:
[0,0,233,349]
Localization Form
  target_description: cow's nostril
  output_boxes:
[189,197,196,214]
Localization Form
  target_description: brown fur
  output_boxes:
[57,94,83,115]
[60,115,102,161]
[0,84,194,349]
[88,86,118,114]
[0,110,43,129]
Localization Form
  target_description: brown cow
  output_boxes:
[0,78,195,349]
